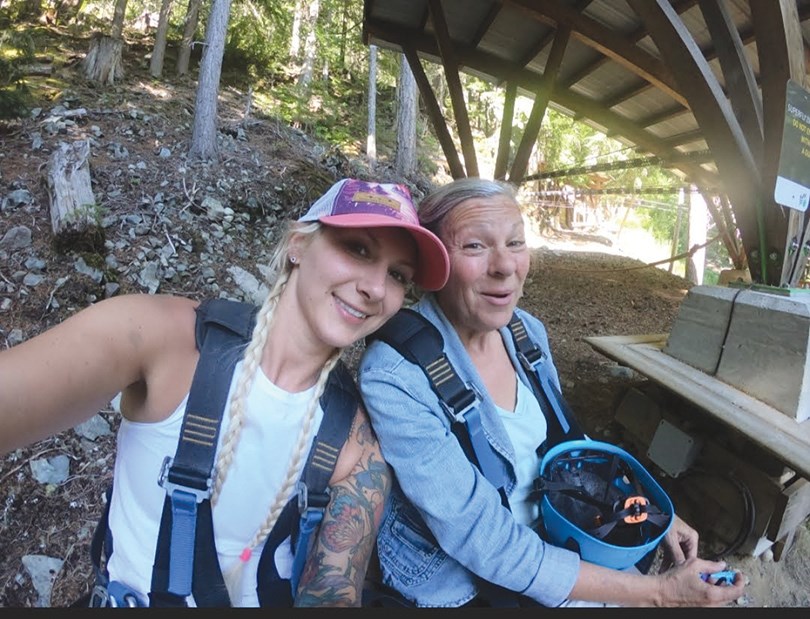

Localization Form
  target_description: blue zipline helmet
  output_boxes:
[533,440,674,570]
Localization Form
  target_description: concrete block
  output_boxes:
[716,289,810,423]
[664,285,738,374]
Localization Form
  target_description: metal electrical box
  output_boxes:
[646,419,702,478]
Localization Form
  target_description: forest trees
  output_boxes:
[188,0,231,161]
[176,0,202,76]
[394,54,417,177]
[148,0,174,77]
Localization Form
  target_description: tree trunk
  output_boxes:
[296,0,320,93]
[686,184,708,285]
[53,0,86,24]
[290,0,304,62]
[82,33,125,85]
[110,0,127,39]
[366,45,377,171]
[188,0,232,162]
[149,0,174,78]
[395,54,418,177]
[82,0,127,84]
[338,0,348,74]
[176,0,202,76]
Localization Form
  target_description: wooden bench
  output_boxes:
[585,333,810,561]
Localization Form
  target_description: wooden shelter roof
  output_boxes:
[362,0,810,287]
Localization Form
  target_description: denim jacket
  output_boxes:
[358,294,580,607]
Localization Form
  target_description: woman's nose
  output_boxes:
[489,246,515,276]
[358,264,387,300]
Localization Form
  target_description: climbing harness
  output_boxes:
[81,298,358,607]
[365,307,671,602]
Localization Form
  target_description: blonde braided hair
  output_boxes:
[208,222,344,603]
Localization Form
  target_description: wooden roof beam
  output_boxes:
[402,46,466,180]
[698,0,763,162]
[629,0,762,281]
[470,2,502,49]
[638,104,691,129]
[503,0,687,106]
[509,25,571,185]
[602,81,654,109]
[663,129,705,148]
[557,0,698,90]
[428,0,479,177]
[516,0,595,68]
[364,17,716,188]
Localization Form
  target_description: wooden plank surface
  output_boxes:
[584,334,810,481]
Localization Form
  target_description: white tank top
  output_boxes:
[496,376,547,526]
[107,360,325,607]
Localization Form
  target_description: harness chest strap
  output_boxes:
[86,299,358,608]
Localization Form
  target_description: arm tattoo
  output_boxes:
[294,417,391,607]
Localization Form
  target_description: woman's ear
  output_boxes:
[287,229,307,262]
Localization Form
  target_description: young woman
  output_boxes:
[0,178,449,608]
[359,177,745,608]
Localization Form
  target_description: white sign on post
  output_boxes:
[774,80,810,211]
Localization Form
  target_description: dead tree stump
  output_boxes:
[82,33,124,85]
[45,140,105,253]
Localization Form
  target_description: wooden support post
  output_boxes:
[428,0,479,177]
[402,46,465,179]
[494,81,517,181]
[509,25,570,186]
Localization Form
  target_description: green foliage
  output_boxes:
[0,28,35,119]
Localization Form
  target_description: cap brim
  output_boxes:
[320,213,449,291]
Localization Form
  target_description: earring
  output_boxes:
[289,256,297,264]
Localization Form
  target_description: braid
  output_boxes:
[248,351,341,548]
[220,350,342,604]
[211,269,290,505]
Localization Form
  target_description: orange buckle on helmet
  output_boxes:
[623,496,649,524]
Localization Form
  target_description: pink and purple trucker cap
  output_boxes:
[298,179,450,290]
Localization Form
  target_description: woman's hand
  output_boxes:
[655,557,745,607]
[660,514,699,570]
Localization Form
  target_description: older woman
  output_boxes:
[358,177,745,608]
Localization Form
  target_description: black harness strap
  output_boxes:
[84,299,360,607]
[365,308,590,608]
[256,362,358,606]
[507,315,585,453]
[368,309,510,505]
[150,298,256,607]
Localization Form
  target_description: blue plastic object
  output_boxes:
[537,439,674,570]
[700,570,737,585]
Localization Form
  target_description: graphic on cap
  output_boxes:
[297,178,450,291]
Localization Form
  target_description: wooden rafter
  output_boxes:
[402,46,466,179]
[428,0,479,177]
[505,0,687,106]
[364,17,718,189]
[629,0,763,282]
[557,0,698,90]
[638,105,691,129]
[509,25,571,184]
[698,0,763,163]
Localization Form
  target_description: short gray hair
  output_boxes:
[418,177,519,237]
